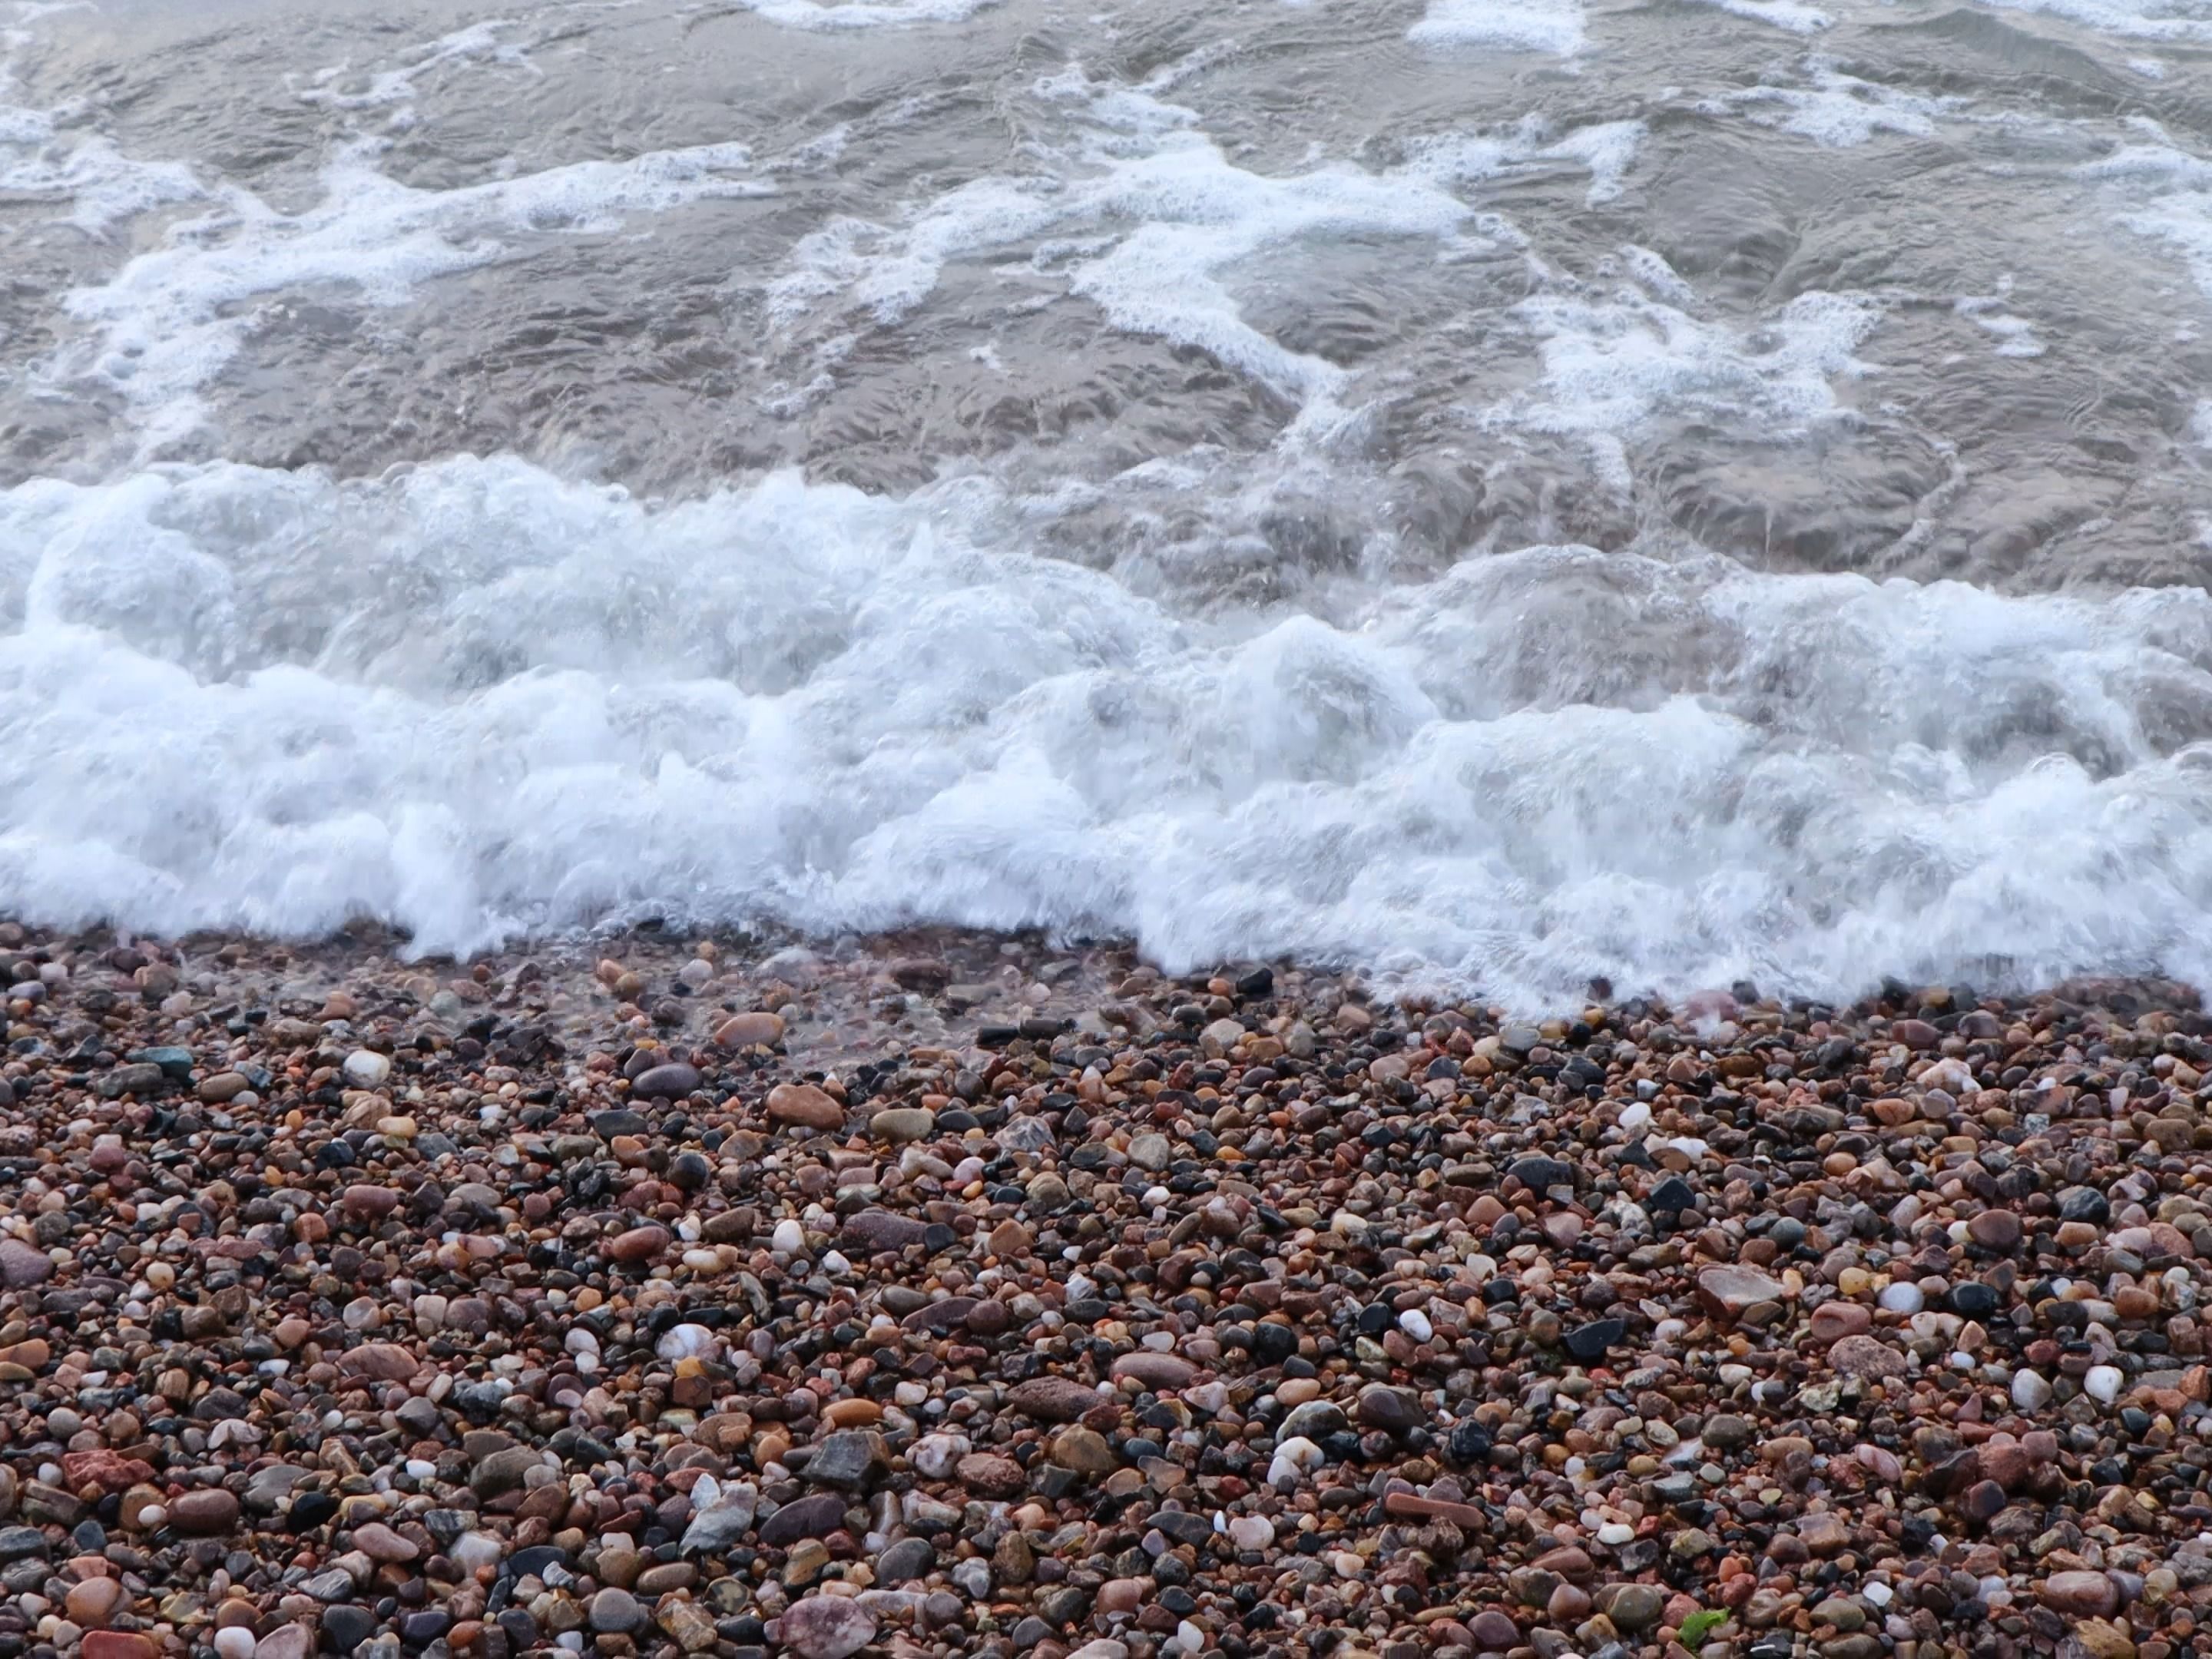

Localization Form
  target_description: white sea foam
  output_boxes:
[1975,0,2212,40]
[54,138,769,454]
[1956,281,2045,358]
[2,455,2209,1009]
[771,72,1643,432]
[2076,131,2212,299]
[297,21,538,113]
[1,13,205,230]
[1698,60,1953,147]
[1406,0,1586,56]
[1687,0,1832,31]
[1479,251,1880,488]
[725,0,998,28]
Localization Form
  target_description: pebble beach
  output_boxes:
[0,923,2204,1659]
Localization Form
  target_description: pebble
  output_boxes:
[0,929,2200,1659]
[341,1048,390,1088]
[779,1597,876,1659]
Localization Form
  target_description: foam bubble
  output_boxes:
[2077,131,2212,299]
[297,21,538,114]
[1,12,206,231]
[3,455,2210,1010]
[1698,59,1954,147]
[1479,250,1880,486]
[55,138,769,453]
[1406,0,1586,56]
[1687,0,1831,31]
[773,73,1642,432]
[1956,284,2046,358]
[724,0,998,28]
[1976,0,2212,39]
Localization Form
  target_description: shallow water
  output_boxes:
[5,0,2212,1005]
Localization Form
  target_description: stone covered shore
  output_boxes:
[0,922,2207,1659]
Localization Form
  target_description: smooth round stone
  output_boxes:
[213,1631,255,1659]
[2085,1364,2124,1406]
[342,1049,391,1088]
[1878,1282,1924,1314]
[773,1219,806,1254]
[1227,1515,1273,1551]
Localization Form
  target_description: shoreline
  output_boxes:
[0,919,2206,1659]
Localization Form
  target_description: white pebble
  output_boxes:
[1863,1582,1893,1608]
[820,1250,851,1275]
[343,1049,391,1088]
[655,1323,719,1363]
[910,1432,971,1479]
[1878,1281,1924,1314]
[2012,1370,2051,1411]
[772,1218,805,1255]
[1267,1435,1323,1486]
[1618,1101,1651,1133]
[1398,1309,1433,1343]
[1597,1522,1634,1546]
[214,1630,256,1659]
[2085,1364,2124,1406]
[1227,1515,1274,1551]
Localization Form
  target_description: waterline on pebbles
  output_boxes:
[0,919,2207,1656]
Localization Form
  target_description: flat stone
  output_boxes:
[169,1488,241,1535]
[1601,1584,1666,1631]
[0,1240,52,1288]
[955,1453,1027,1498]
[803,1430,886,1489]
[778,1596,876,1659]
[2041,1571,2119,1617]
[836,1203,924,1256]
[1809,1300,1873,1342]
[876,1538,935,1583]
[760,1493,847,1547]
[869,1107,935,1144]
[469,1446,542,1498]
[1469,1611,1520,1651]
[1508,1156,1576,1193]
[714,1012,786,1048]
[1355,1385,1420,1432]
[606,1224,671,1264]
[1109,1353,1196,1391]
[342,1342,419,1382]
[1696,1263,1787,1318]
[1048,1426,1118,1475]
[588,1588,647,1634]
[767,1083,846,1131]
[1563,1319,1623,1361]
[1006,1376,1102,1421]
[1828,1334,1908,1379]
[1968,1208,2022,1250]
